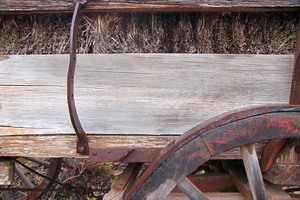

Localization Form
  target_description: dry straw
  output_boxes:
[0,12,298,54]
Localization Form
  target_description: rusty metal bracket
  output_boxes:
[89,148,162,163]
[67,0,89,154]
[290,20,300,105]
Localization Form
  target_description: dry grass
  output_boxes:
[4,158,124,199]
[0,12,298,54]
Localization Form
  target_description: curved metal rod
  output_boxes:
[67,0,89,154]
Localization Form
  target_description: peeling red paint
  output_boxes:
[126,105,300,199]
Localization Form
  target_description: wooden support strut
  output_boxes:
[241,144,267,200]
[177,177,209,200]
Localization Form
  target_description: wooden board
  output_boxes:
[167,193,244,200]
[0,0,299,14]
[0,135,267,159]
[0,135,176,158]
[0,54,293,136]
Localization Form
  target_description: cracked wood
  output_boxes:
[0,54,293,136]
[0,0,299,14]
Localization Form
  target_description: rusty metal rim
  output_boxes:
[125,104,300,199]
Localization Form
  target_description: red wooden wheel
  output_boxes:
[125,105,300,200]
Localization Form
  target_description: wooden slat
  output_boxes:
[0,54,292,136]
[0,135,267,159]
[0,160,14,185]
[167,192,244,200]
[0,135,177,158]
[265,184,292,200]
[105,163,143,200]
[0,54,293,136]
[0,0,299,14]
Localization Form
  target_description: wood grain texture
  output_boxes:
[0,160,14,185]
[0,54,293,136]
[0,0,299,13]
[0,135,177,158]
[105,163,143,200]
[0,135,266,159]
[167,193,244,200]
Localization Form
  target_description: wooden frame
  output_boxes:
[0,0,299,14]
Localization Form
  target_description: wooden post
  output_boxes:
[0,160,14,185]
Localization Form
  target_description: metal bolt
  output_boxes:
[78,146,85,153]
[92,151,97,156]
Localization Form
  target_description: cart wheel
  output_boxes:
[125,105,300,200]
[2,157,62,200]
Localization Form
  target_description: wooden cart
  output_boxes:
[0,1,299,199]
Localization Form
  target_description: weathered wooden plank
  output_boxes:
[104,163,143,200]
[167,193,244,200]
[0,54,293,136]
[265,184,292,200]
[0,135,266,159]
[172,174,235,193]
[177,177,209,200]
[241,144,267,200]
[0,160,14,185]
[263,140,300,186]
[0,0,299,14]
[167,185,292,200]
[0,135,176,158]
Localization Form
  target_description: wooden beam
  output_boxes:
[0,135,176,158]
[172,174,235,193]
[0,54,294,158]
[0,0,299,14]
[0,160,14,185]
[104,163,143,200]
[177,177,209,200]
[0,54,293,136]
[222,161,253,200]
[0,135,267,159]
[265,184,292,200]
[167,192,244,200]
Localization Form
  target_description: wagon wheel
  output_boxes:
[125,105,300,200]
[2,157,62,200]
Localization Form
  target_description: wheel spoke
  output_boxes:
[178,176,209,200]
[23,157,50,168]
[1,186,10,200]
[15,164,35,189]
[240,144,267,200]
